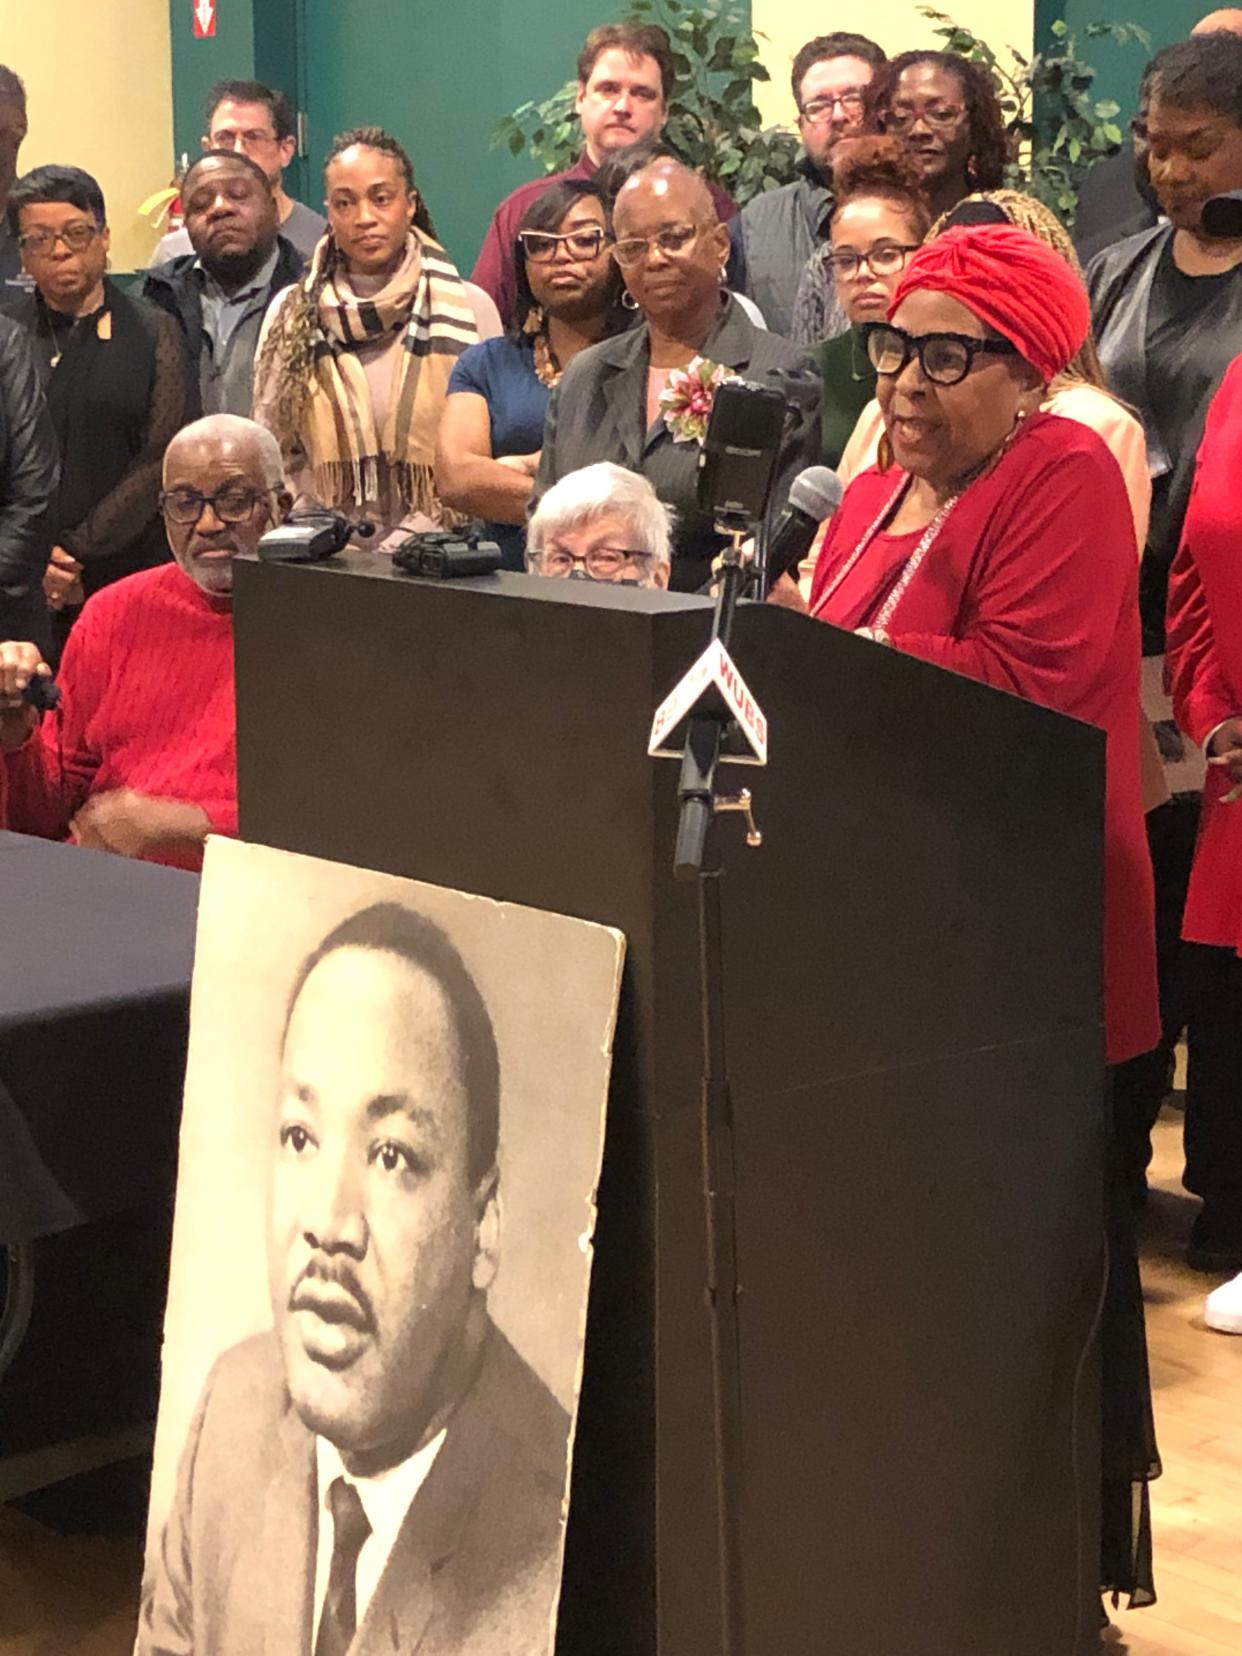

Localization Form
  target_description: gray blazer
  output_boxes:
[533,297,820,590]
[138,1322,570,1656]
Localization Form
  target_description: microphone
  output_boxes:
[764,466,844,590]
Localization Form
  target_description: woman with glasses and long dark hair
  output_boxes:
[531,158,818,591]
[869,50,1009,220]
[773,224,1161,1617]
[5,164,193,661]
[435,179,625,569]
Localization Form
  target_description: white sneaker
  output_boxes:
[1204,1270,1242,1334]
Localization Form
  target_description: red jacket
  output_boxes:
[810,412,1159,1065]
[1167,354,1242,954]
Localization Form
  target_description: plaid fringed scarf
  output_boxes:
[302,230,477,518]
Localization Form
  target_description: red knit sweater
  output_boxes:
[1,562,236,870]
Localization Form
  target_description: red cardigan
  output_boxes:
[1167,354,1242,954]
[1,561,236,870]
[810,412,1159,1066]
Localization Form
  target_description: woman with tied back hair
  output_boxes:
[810,135,930,468]
[867,50,1009,222]
[435,178,626,569]
[254,127,501,547]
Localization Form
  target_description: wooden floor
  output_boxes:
[1,1111,1240,1654]
[1105,1106,1242,1656]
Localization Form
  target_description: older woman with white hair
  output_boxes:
[527,460,673,588]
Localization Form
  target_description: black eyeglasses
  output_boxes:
[159,483,272,525]
[826,243,920,279]
[861,322,1020,387]
[519,227,609,262]
[800,89,866,123]
[18,222,100,256]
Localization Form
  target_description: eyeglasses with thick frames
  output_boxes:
[862,322,1020,387]
[159,483,273,525]
[612,221,707,268]
[18,222,101,256]
[540,546,655,580]
[801,89,866,123]
[826,243,920,280]
[518,227,609,262]
[885,101,966,134]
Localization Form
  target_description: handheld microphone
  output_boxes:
[764,466,844,590]
[1202,190,1242,239]
[22,675,60,713]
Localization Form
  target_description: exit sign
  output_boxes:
[193,0,217,37]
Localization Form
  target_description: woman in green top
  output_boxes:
[814,136,930,466]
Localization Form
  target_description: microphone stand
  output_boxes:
[674,519,759,1656]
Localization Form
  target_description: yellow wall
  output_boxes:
[0,0,174,272]
[752,0,1036,128]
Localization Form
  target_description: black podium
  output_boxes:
[234,553,1106,1656]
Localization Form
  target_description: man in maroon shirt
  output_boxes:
[472,21,737,328]
[0,413,291,866]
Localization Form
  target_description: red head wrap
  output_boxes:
[888,222,1091,384]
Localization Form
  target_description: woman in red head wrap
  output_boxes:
[783,222,1161,1613]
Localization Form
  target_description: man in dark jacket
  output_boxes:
[143,151,303,418]
[735,31,886,337]
[0,312,56,646]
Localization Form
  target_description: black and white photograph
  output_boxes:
[136,838,623,1656]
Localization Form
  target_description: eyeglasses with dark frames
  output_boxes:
[18,222,101,256]
[826,243,921,280]
[861,322,1020,387]
[159,483,273,525]
[518,227,609,262]
[800,89,866,123]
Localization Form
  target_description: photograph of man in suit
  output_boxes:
[139,901,571,1656]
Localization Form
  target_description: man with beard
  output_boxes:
[0,414,289,868]
[138,903,570,1656]
[734,32,886,337]
[143,151,304,415]
[151,79,327,264]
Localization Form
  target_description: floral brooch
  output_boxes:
[659,357,741,445]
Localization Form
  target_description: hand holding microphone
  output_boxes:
[0,641,59,751]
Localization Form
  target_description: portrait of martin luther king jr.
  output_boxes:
[138,901,571,1656]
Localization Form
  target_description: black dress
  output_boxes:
[5,280,193,658]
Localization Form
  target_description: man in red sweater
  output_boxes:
[0,413,291,868]
[471,21,737,328]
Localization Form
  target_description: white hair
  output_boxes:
[527,462,674,570]
[163,413,285,488]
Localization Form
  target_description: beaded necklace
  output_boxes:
[810,419,1029,633]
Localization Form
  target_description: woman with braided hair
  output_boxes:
[867,50,1009,222]
[254,127,501,545]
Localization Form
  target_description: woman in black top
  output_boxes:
[1088,33,1242,1283]
[5,165,193,660]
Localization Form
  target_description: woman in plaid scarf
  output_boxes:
[254,127,501,545]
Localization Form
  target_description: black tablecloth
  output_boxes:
[0,832,198,1245]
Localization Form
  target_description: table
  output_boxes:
[0,832,198,1495]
